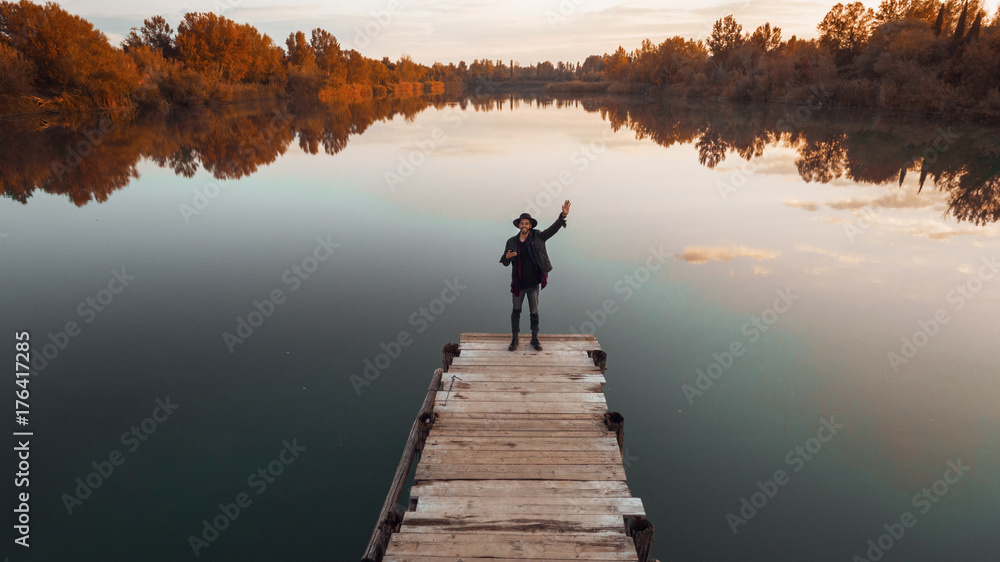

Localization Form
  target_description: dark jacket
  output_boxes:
[500,212,567,294]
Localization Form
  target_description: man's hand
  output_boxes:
[562,200,571,216]
[505,250,517,260]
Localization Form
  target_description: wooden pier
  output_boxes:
[363,332,653,561]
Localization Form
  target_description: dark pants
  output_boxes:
[511,285,540,335]
[512,285,539,314]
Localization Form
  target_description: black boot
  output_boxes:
[509,309,520,351]
[530,313,542,351]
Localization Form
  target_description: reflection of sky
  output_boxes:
[2,99,999,560]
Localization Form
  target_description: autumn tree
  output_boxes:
[175,12,271,82]
[344,49,369,83]
[604,46,631,80]
[951,1,968,42]
[708,15,745,62]
[631,38,661,84]
[122,15,176,58]
[818,2,876,66]
[285,30,315,68]
[749,23,782,53]
[933,5,946,35]
[394,54,425,82]
[310,28,345,81]
[244,30,284,84]
[0,0,139,106]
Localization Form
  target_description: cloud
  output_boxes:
[794,243,867,264]
[675,245,780,264]
[787,189,942,213]
[784,200,821,211]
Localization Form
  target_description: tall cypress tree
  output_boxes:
[966,12,982,43]
[952,2,968,42]
[933,5,945,36]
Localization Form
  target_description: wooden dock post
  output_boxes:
[442,343,460,372]
[365,333,654,561]
[361,368,442,562]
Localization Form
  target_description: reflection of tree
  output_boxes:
[3,92,1000,227]
[936,154,1000,226]
[796,136,847,182]
[0,94,458,206]
[697,127,728,168]
[574,96,1000,226]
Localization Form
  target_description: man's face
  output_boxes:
[518,219,532,233]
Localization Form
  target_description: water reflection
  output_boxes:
[2,93,998,225]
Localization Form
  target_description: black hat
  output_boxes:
[513,213,537,228]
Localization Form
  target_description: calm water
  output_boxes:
[2,93,999,561]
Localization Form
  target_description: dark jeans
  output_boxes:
[512,285,539,314]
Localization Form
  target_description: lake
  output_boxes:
[2,92,998,561]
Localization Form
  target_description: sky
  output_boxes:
[61,0,999,66]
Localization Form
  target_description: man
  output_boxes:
[499,200,571,351]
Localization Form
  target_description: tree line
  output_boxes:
[0,1,589,115]
[582,0,1000,116]
[2,0,1000,117]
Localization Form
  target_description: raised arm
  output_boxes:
[539,200,571,241]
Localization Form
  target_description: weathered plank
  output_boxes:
[419,451,624,467]
[435,401,608,414]
[414,497,645,517]
[461,332,598,340]
[397,511,629,534]
[385,532,638,559]
[410,479,633,498]
[452,358,598,367]
[446,391,608,403]
[457,347,591,355]
[442,371,606,383]
[415,463,627,481]
[449,380,604,392]
[458,341,603,352]
[424,436,620,451]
